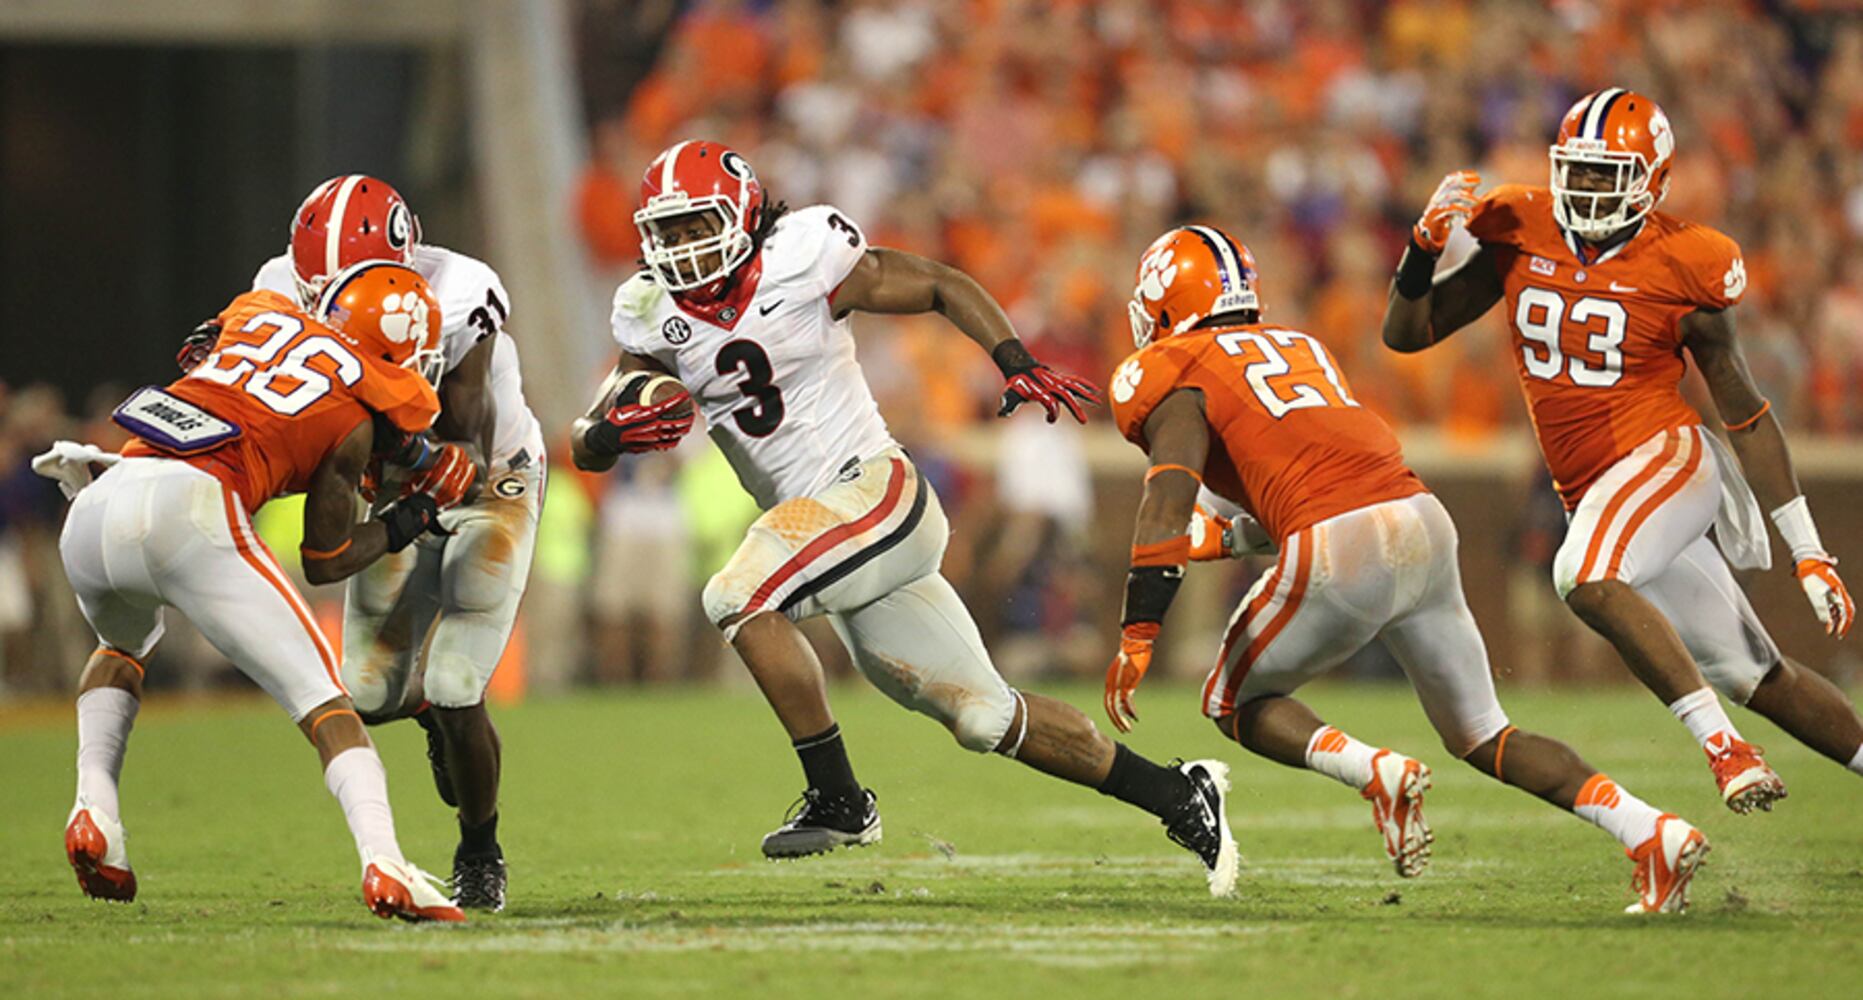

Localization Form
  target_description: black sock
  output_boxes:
[458,812,500,857]
[794,724,861,799]
[1097,743,1193,819]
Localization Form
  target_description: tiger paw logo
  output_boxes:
[378,290,433,346]
[1136,246,1178,303]
[1111,357,1144,404]
[1723,256,1747,301]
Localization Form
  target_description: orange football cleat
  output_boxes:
[1625,814,1708,914]
[65,804,137,902]
[1362,750,1433,877]
[363,857,466,923]
[1703,732,1787,814]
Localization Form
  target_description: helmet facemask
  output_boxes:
[1550,143,1657,241]
[634,197,754,292]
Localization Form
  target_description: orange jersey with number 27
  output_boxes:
[122,290,440,511]
[1111,323,1425,541]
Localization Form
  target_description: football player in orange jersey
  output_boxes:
[1108,226,1706,912]
[1385,88,1863,808]
[40,262,476,922]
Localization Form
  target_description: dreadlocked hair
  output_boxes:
[753,197,790,248]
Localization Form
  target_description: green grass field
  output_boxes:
[3,681,1860,998]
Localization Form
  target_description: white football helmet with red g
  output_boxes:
[289,175,422,308]
[634,140,766,293]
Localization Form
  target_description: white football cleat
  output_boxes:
[362,855,466,923]
[1362,750,1433,877]
[1164,759,1241,898]
[1625,814,1709,915]
[65,801,137,902]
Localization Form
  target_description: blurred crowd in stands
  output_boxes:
[6,0,1862,700]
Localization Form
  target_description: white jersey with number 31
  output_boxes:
[610,205,896,509]
[253,244,543,467]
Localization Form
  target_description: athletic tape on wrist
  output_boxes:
[1770,495,1827,563]
[1394,238,1440,301]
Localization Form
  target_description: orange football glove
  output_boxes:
[1104,622,1160,734]
[1413,170,1480,254]
[1188,505,1236,561]
[405,443,478,511]
[1795,557,1853,639]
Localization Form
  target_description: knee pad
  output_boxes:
[423,649,490,709]
[702,569,749,632]
[948,692,1017,753]
[342,667,394,717]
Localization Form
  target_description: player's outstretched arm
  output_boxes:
[569,353,692,473]
[1684,306,1852,636]
[1383,171,1504,353]
[832,247,1102,423]
[301,420,449,584]
[1382,242,1505,353]
[1106,389,1210,732]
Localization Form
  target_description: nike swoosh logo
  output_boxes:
[1609,282,1639,293]
[759,300,785,316]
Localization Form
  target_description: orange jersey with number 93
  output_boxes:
[122,289,440,510]
[1466,184,1744,507]
[1111,323,1425,540]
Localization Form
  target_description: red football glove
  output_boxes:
[1413,170,1480,254]
[1104,622,1160,734]
[999,364,1104,424]
[1795,556,1854,639]
[405,442,478,511]
[600,389,696,453]
[177,319,220,373]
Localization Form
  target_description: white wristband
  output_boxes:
[1769,496,1828,563]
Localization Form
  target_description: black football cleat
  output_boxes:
[760,789,882,859]
[413,708,458,809]
[1162,759,1240,897]
[451,848,507,912]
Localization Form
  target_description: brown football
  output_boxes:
[640,374,695,420]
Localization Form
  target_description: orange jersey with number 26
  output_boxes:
[122,290,440,511]
[1111,323,1425,541]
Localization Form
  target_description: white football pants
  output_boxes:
[59,458,345,720]
[1205,492,1512,757]
[704,449,1017,752]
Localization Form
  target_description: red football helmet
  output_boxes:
[634,140,765,292]
[1127,225,1261,349]
[1550,88,1675,240]
[314,261,444,383]
[289,175,422,308]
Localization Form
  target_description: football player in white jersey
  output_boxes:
[575,141,1239,895]
[222,175,544,910]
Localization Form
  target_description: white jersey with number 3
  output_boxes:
[253,245,543,466]
[610,205,896,509]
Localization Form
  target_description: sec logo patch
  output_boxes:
[492,474,527,499]
[663,316,692,345]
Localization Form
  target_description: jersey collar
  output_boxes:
[1560,218,1643,267]
[671,252,763,331]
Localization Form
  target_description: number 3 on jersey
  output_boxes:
[716,339,785,436]
[1216,329,1359,418]
[1516,288,1626,387]
[189,311,362,415]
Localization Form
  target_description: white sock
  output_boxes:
[1572,773,1662,850]
[1667,687,1741,749]
[323,747,404,867]
[1304,725,1379,790]
[1848,744,1863,777]
[75,688,139,819]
